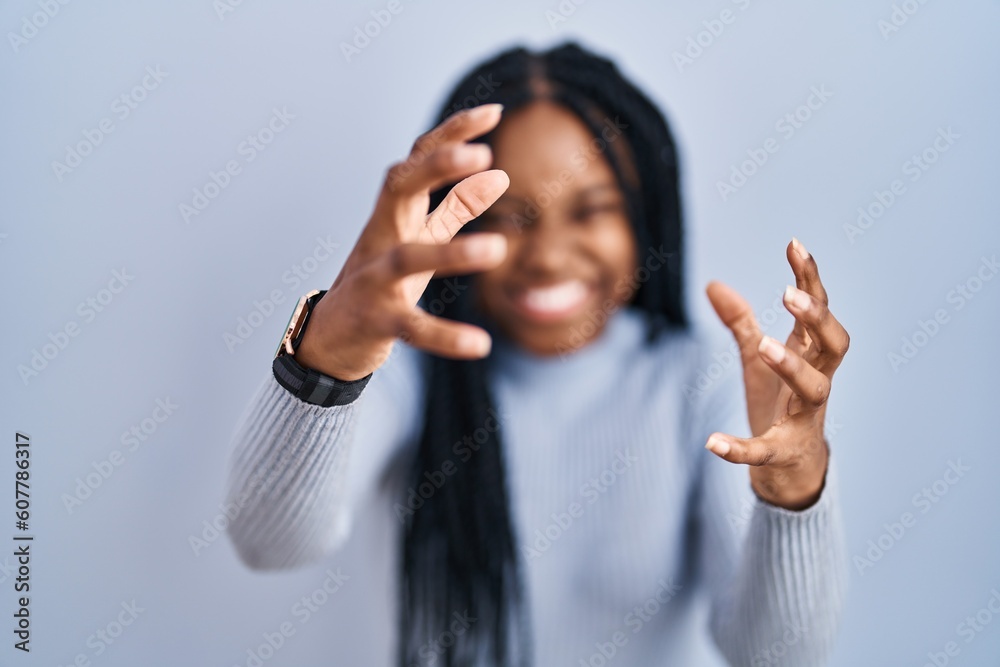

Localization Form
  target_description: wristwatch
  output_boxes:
[271,289,372,407]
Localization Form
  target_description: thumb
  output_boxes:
[706,280,763,366]
[704,431,776,467]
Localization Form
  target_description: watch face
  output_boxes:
[275,289,321,358]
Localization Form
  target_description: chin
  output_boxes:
[504,309,610,357]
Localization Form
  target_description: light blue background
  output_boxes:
[1,1,998,665]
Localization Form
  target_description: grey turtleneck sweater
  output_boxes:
[223,305,847,665]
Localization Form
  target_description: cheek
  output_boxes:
[472,259,510,314]
[478,238,516,286]
[591,220,638,284]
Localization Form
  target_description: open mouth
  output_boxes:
[507,279,593,324]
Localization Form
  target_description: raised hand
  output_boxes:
[295,104,510,381]
[704,238,850,510]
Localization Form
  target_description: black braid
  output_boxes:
[399,41,688,667]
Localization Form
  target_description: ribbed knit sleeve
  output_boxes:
[222,372,364,570]
[690,341,848,666]
[222,342,427,572]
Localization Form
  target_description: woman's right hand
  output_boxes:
[294,103,510,381]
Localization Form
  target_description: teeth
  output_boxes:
[522,280,588,313]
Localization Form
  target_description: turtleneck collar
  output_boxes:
[486,305,650,384]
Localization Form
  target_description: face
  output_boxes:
[474,100,639,357]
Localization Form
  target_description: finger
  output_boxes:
[380,233,506,280]
[705,431,779,467]
[706,280,764,367]
[395,307,493,358]
[388,104,504,196]
[782,285,850,375]
[756,335,831,407]
[787,237,829,306]
[387,143,494,197]
[785,238,819,354]
[412,103,504,160]
[369,146,495,245]
[422,170,510,243]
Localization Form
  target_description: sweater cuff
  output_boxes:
[264,368,363,416]
[751,447,840,522]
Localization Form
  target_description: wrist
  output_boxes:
[750,444,829,511]
[271,289,373,407]
[294,323,371,383]
[291,292,378,382]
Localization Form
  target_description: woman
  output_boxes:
[224,42,849,666]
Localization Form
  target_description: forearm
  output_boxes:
[708,456,847,666]
[223,372,363,571]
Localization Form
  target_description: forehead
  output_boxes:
[490,100,619,197]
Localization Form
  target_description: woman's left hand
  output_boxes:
[704,238,850,511]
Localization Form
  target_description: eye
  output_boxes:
[571,203,623,223]
[478,211,530,233]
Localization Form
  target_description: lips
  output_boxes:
[508,279,593,323]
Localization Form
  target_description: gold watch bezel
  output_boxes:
[275,289,321,359]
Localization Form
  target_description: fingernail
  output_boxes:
[462,333,491,356]
[465,234,506,261]
[784,284,811,311]
[705,437,731,456]
[759,335,786,363]
[455,144,491,168]
[474,103,504,116]
[791,237,810,261]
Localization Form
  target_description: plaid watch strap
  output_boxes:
[272,353,372,407]
[271,289,372,407]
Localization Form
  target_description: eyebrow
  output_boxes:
[495,183,621,206]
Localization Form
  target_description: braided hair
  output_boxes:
[400,41,689,666]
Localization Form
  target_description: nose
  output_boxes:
[514,217,574,277]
